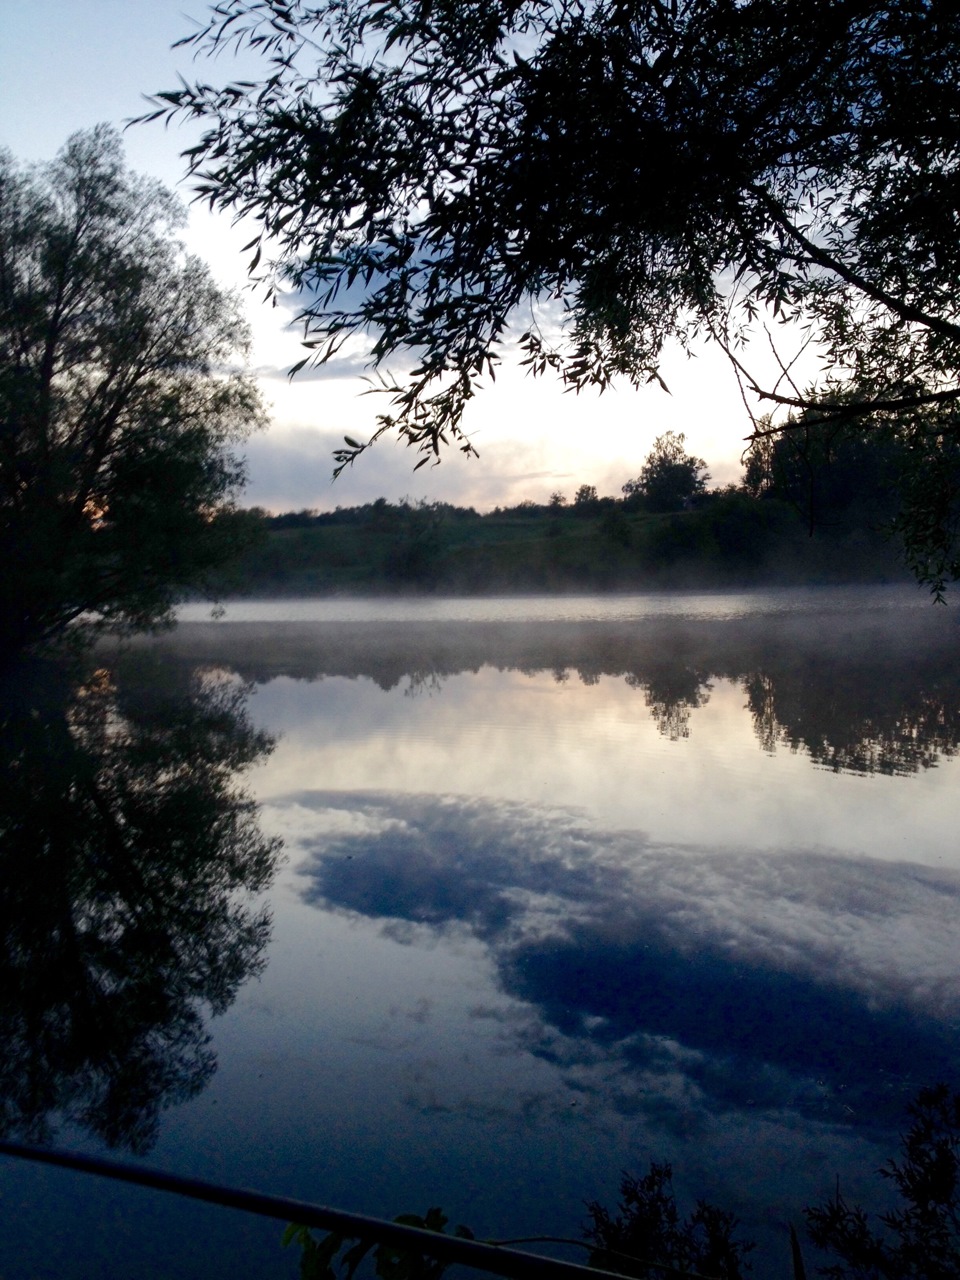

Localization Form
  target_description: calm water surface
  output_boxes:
[3,586,959,1277]
[178,583,925,624]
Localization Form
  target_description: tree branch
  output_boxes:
[750,187,960,344]
[751,383,960,426]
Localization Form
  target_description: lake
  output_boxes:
[2,585,959,1277]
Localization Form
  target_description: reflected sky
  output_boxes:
[179,769,960,1273]
[247,667,958,866]
[222,593,959,1267]
[282,789,960,1124]
[6,592,959,1278]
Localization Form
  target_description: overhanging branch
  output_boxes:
[750,187,960,344]
[749,384,960,436]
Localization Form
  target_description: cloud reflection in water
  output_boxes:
[287,789,960,1135]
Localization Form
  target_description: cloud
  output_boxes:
[281,788,960,1130]
[238,424,591,513]
[252,351,374,383]
[296,792,613,941]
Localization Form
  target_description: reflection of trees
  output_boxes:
[624,666,712,741]
[0,658,280,1153]
[747,672,780,755]
[743,664,960,775]
[403,669,447,698]
[147,607,960,774]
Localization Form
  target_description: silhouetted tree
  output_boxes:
[743,413,909,534]
[623,433,710,513]
[147,0,960,589]
[585,1163,752,1280]
[806,1084,960,1279]
[0,127,266,658]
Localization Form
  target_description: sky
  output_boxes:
[1,0,785,512]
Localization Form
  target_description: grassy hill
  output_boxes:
[214,492,910,597]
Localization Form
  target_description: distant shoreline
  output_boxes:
[211,496,913,601]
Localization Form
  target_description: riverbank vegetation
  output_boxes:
[219,492,905,597]
[219,428,911,597]
[282,1084,960,1279]
[0,129,265,660]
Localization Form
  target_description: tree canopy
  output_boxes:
[623,430,709,512]
[147,0,960,591]
[0,127,266,658]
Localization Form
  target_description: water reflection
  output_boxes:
[153,603,960,775]
[623,663,713,741]
[291,789,960,1135]
[744,665,960,775]
[19,600,946,1278]
[0,656,281,1153]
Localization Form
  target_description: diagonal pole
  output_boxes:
[0,1141,704,1280]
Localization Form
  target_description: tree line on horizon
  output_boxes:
[215,413,913,596]
[253,421,905,549]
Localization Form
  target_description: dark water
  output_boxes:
[2,587,959,1277]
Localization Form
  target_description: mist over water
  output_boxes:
[3,586,959,1277]
[178,582,929,624]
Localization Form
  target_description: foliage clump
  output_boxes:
[805,1084,960,1279]
[284,1207,474,1280]
[622,432,710,514]
[146,0,960,589]
[0,127,265,658]
[584,1162,753,1280]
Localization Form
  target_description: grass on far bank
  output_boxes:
[214,492,909,598]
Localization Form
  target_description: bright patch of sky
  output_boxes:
[1,0,809,512]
